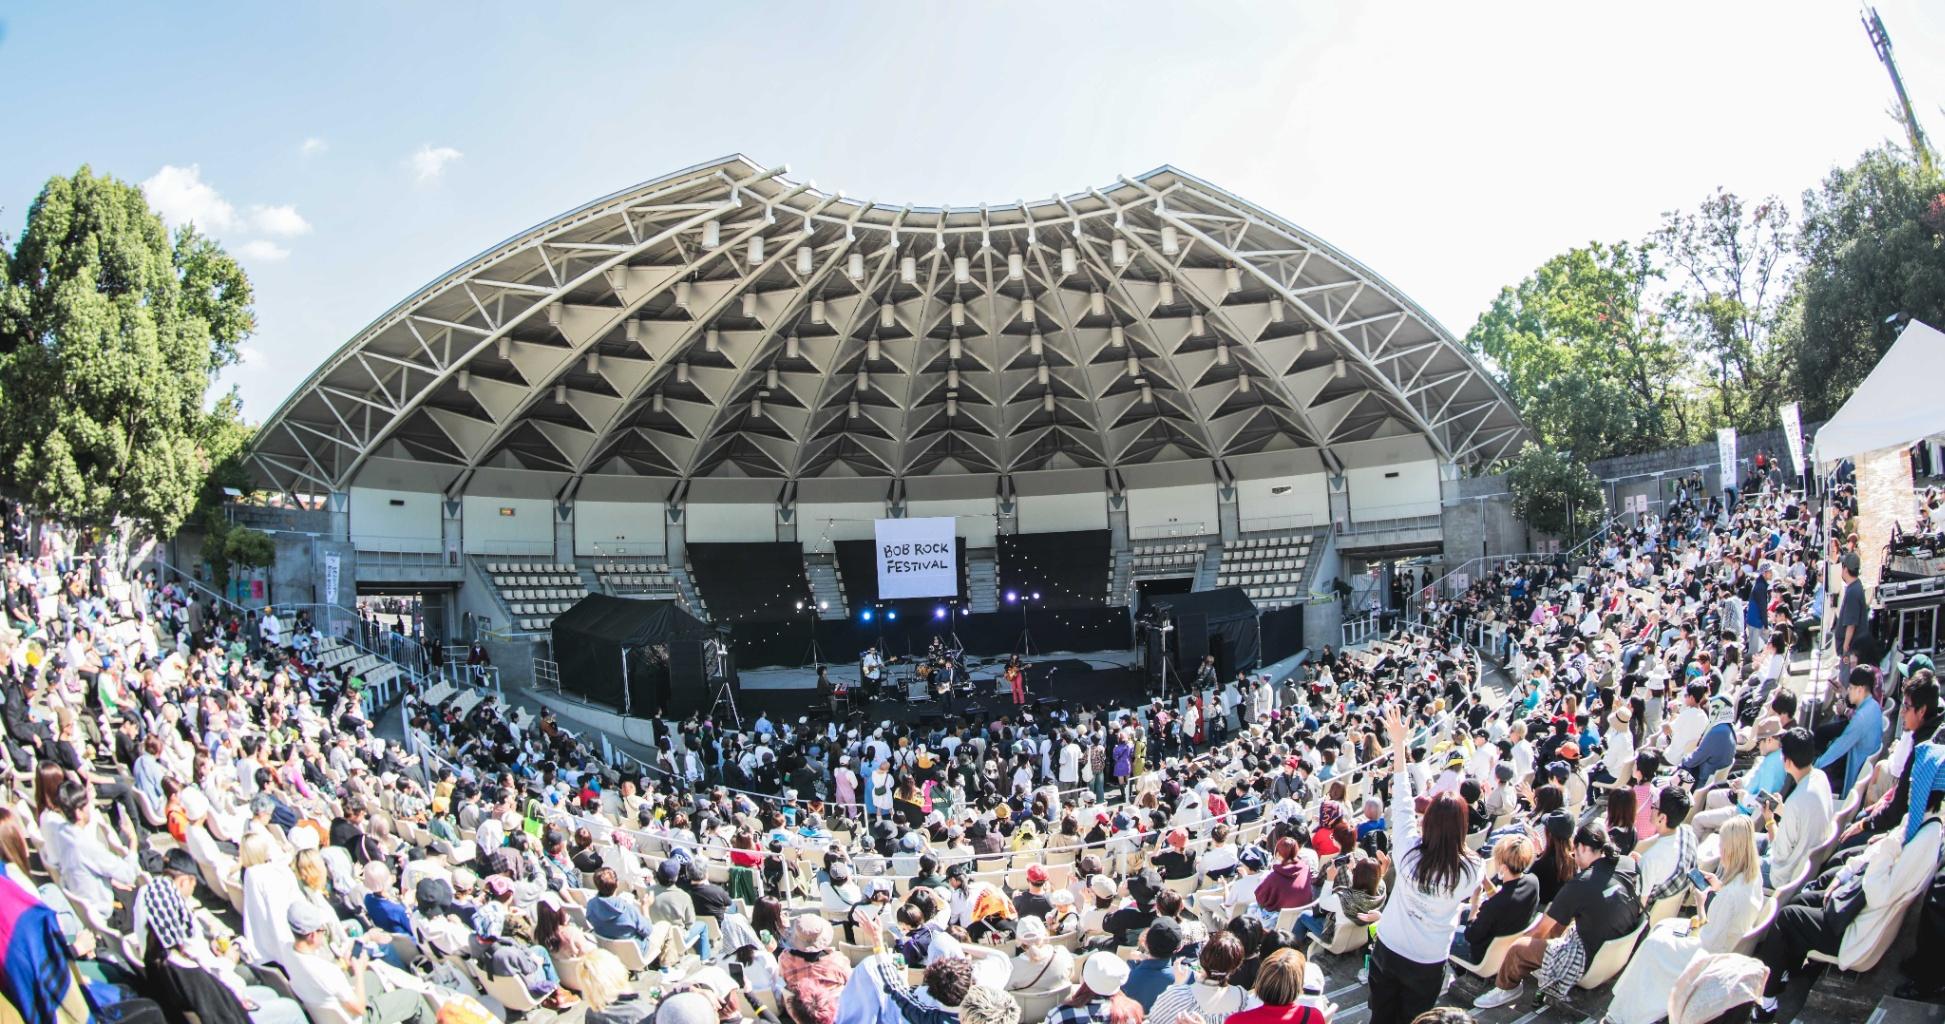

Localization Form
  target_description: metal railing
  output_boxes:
[534,658,561,693]
[1239,513,1318,535]
[467,539,556,556]
[1131,522,1207,540]
[352,534,444,555]
[151,559,424,712]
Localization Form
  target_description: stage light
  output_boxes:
[554,383,569,404]
[1238,371,1252,393]
[625,320,641,344]
[818,600,829,611]
[861,609,874,622]
[934,606,947,620]
[1270,298,1285,322]
[1007,252,1023,281]
[1111,238,1129,268]
[1005,591,1018,603]
[811,298,826,324]
[795,601,806,611]
[1089,290,1106,317]
[879,304,896,329]
[497,336,511,359]
[1029,332,1044,358]
[676,281,694,309]
[954,255,971,284]
[1192,313,1206,337]
[585,351,601,375]
[847,252,865,281]
[749,396,763,418]
[947,367,960,389]
[705,327,721,353]
[797,245,814,275]
[1158,281,1175,307]
[1126,355,1140,377]
[900,256,917,285]
[786,334,801,359]
[765,366,779,389]
[702,221,721,249]
[653,392,666,413]
[1225,266,1242,293]
[1020,296,1036,323]
[1032,592,1041,600]
[747,235,764,265]
[742,292,756,318]
[948,335,963,360]
[1216,342,1230,366]
[1109,325,1125,348]
[867,336,881,361]
[1301,329,1318,353]
[885,609,897,621]
[1062,247,1078,276]
[951,301,966,328]
[457,370,470,392]
[1333,356,1347,379]
[856,368,870,392]
[676,362,690,384]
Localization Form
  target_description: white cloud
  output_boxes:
[140,164,236,233]
[299,137,328,157]
[408,144,463,183]
[248,204,311,237]
[235,343,265,365]
[237,240,290,262]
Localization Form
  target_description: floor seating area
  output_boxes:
[592,559,682,600]
[1215,529,1313,609]
[483,559,591,631]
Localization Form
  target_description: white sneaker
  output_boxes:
[1358,966,1368,985]
[1474,982,1525,1009]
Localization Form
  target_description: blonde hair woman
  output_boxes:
[1605,814,1766,1024]
[578,948,651,1023]
[239,831,304,965]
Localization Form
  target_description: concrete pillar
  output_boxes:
[1107,495,1129,551]
[777,504,798,544]
[554,502,575,564]
[325,490,350,542]
[442,500,463,569]
[1217,484,1240,542]
[1328,474,1351,530]
[666,507,687,566]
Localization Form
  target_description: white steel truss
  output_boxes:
[248,156,1527,497]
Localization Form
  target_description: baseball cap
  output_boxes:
[1025,864,1048,885]
[287,900,336,936]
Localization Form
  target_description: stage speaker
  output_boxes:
[1176,612,1209,673]
[666,641,709,716]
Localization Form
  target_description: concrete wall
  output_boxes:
[349,487,442,552]
[908,498,999,547]
[797,501,884,548]
[575,500,666,557]
[1017,492,1108,533]
[1126,483,1218,536]
[1347,459,1441,521]
[1235,473,1330,532]
[460,496,554,555]
[685,502,778,542]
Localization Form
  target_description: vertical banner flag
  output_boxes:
[1717,427,1738,492]
[874,517,959,599]
[324,552,342,605]
[1780,401,1805,477]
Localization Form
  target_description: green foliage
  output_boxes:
[1506,443,1606,539]
[1465,242,1694,462]
[1784,146,1945,419]
[1653,189,1795,432]
[223,526,275,569]
[0,167,256,536]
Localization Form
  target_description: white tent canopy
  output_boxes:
[1813,319,1945,465]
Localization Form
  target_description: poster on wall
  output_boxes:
[874,516,959,599]
[324,553,342,605]
[1716,427,1738,492]
[1780,402,1805,477]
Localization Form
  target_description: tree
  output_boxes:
[1506,443,1606,540]
[1654,189,1795,432]
[0,167,256,536]
[1465,242,1695,462]
[1784,146,1945,419]
[202,522,274,593]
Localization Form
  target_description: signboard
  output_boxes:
[324,552,342,605]
[1780,401,1805,477]
[874,516,959,599]
[1716,427,1738,492]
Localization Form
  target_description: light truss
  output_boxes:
[248,156,1527,497]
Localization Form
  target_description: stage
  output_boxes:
[727,651,1150,726]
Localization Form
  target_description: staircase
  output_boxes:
[804,551,849,620]
[671,561,707,620]
[967,548,999,612]
[1110,549,1134,606]
[1193,542,1223,591]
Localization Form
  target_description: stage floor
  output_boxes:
[729,649,1145,725]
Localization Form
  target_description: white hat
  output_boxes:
[1082,951,1130,996]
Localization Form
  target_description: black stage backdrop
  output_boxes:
[727,605,1132,669]
[552,596,718,714]
[1259,603,1306,664]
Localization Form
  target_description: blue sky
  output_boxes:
[5,1,1943,418]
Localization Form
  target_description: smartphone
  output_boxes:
[1687,867,1710,890]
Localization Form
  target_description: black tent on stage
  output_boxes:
[551,595,719,717]
[1150,586,1260,683]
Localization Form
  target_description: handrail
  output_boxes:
[151,557,425,710]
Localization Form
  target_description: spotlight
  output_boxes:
[818,600,829,611]
[1005,591,1018,603]
[1031,592,1041,601]
[861,609,873,622]
[795,601,806,611]
[934,606,947,620]
[886,609,898,621]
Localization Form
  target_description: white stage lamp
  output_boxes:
[797,245,814,275]
[675,281,693,309]
[900,256,917,285]
[705,327,721,354]
[624,320,641,344]
[879,304,896,329]
[554,383,568,404]
[1191,312,1206,337]
[1270,298,1285,322]
[857,368,870,392]
[457,370,470,392]
[497,336,511,359]
[1125,355,1140,377]
[1301,329,1318,353]
[1225,266,1242,293]
[1042,392,1055,413]
[951,301,966,327]
[1238,372,1253,393]
[1158,280,1175,307]
[586,351,601,374]
[785,334,801,359]
[741,292,757,318]
[1029,332,1044,357]
[953,255,971,284]
[765,366,779,389]
[811,298,826,324]
[1109,324,1125,348]
[1111,238,1129,268]
[1090,290,1106,317]
[747,235,764,265]
[1020,296,1036,323]
[702,221,721,249]
[1161,225,1179,255]
[675,362,689,384]
[1007,251,1023,281]
[1061,247,1077,276]
[1140,383,1154,404]
[1216,342,1230,366]
[1036,363,1050,386]
[867,336,882,361]
[750,396,763,419]
[652,392,666,413]
[946,396,958,418]
[948,335,962,361]
[1333,357,1347,379]
[847,252,865,281]
[848,399,860,418]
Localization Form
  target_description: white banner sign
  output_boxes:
[1717,427,1738,492]
[324,553,341,605]
[874,517,959,599]
[1780,401,1805,477]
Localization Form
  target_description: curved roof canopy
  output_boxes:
[250,156,1525,500]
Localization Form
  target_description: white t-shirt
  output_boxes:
[1058,743,1081,783]
[283,949,357,1012]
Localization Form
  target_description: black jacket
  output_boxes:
[1463,873,1539,961]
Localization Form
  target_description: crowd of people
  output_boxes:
[3,464,1942,1024]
